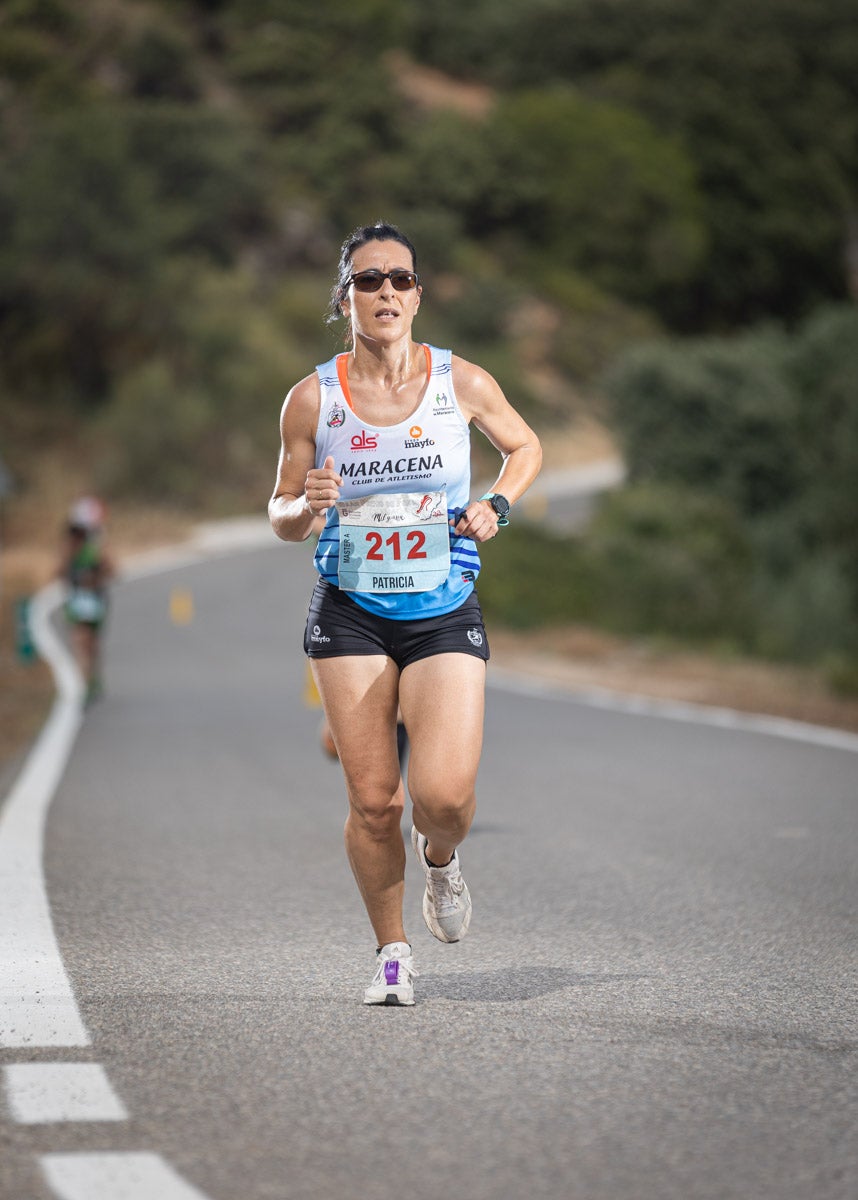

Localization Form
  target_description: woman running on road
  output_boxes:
[269,221,542,1005]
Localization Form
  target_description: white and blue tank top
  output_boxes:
[312,344,481,619]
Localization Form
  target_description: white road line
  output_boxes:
[3,1062,127,1124]
[0,581,90,1048]
[0,573,219,1200]
[488,668,858,755]
[0,528,273,1050]
[40,1153,212,1200]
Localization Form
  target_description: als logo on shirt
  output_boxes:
[327,404,346,428]
[350,430,379,451]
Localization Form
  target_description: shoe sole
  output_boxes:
[363,992,415,1006]
[421,890,471,943]
[411,826,472,944]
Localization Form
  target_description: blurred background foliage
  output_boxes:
[1,0,857,680]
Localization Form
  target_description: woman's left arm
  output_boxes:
[452,356,543,542]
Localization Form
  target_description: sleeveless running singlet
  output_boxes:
[64,541,108,625]
[313,345,480,619]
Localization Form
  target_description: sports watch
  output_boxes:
[479,492,511,526]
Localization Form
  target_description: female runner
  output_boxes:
[269,222,542,1005]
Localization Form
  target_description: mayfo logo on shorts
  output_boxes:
[311,624,331,644]
[467,629,483,647]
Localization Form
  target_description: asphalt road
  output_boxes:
[2,535,857,1199]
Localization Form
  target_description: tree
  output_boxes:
[479,88,706,308]
[511,0,858,326]
[403,0,858,327]
[604,329,800,518]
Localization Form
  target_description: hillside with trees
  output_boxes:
[1,0,856,684]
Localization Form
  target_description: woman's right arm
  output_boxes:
[268,374,343,543]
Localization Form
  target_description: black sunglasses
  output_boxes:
[347,269,420,293]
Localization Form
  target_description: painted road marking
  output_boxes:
[0,582,90,1049]
[2,579,218,1199]
[40,1153,212,1200]
[169,587,195,625]
[489,668,858,755]
[3,1062,127,1124]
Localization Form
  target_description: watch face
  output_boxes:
[491,494,510,518]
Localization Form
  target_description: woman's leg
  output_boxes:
[398,653,486,866]
[311,654,407,948]
[71,624,100,693]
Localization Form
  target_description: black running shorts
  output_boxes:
[303,579,490,670]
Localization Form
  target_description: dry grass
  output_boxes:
[387,49,495,119]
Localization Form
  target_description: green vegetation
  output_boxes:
[1,0,856,680]
[405,0,858,327]
[479,307,858,683]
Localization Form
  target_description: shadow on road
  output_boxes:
[418,967,649,1003]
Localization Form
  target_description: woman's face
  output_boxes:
[341,238,421,345]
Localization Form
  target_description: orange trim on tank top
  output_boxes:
[335,345,432,412]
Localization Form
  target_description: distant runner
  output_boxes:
[57,500,114,705]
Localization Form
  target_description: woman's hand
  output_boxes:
[305,455,343,516]
[452,501,501,543]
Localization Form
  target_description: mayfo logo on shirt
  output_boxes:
[404,424,435,450]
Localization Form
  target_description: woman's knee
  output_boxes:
[411,784,475,836]
[347,786,404,842]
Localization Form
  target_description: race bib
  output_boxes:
[336,491,451,594]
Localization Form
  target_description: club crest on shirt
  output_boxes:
[327,404,346,428]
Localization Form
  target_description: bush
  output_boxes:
[96,359,212,504]
[95,266,311,509]
[478,483,753,645]
[749,547,856,662]
[479,87,707,307]
[541,269,659,385]
[602,308,858,662]
[118,23,202,100]
[788,306,858,561]
[584,484,754,640]
[476,524,599,630]
[605,328,800,517]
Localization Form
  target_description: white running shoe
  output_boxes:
[411,826,472,943]
[363,942,418,1006]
